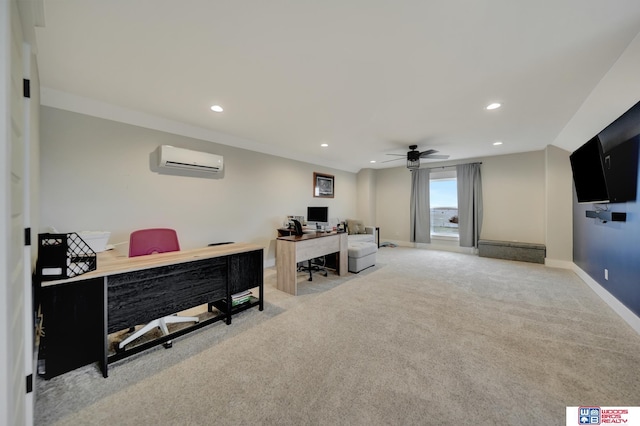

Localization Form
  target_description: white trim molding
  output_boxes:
[573,263,640,335]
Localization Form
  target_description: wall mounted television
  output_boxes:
[570,134,639,204]
[570,136,609,203]
[307,206,328,223]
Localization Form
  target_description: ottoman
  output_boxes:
[348,242,377,273]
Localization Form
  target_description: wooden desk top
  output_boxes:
[276,231,345,242]
[41,242,263,287]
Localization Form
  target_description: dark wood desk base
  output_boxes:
[37,245,263,379]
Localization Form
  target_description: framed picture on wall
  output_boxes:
[313,172,334,198]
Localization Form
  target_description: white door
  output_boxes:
[22,40,35,426]
[0,0,29,424]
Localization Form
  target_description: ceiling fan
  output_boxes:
[383,145,450,169]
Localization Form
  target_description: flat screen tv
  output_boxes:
[570,136,610,203]
[570,134,639,203]
[307,206,328,223]
[602,134,639,203]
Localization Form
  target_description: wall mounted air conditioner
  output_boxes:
[158,145,223,173]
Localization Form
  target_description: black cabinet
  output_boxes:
[229,250,263,294]
[39,279,105,379]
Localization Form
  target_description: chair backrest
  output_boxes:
[291,219,303,236]
[129,228,180,257]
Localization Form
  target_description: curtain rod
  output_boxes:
[423,161,482,171]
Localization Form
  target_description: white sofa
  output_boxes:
[346,220,377,273]
[347,226,376,244]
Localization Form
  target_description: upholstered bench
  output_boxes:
[348,241,377,273]
[478,239,546,264]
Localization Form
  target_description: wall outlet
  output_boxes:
[605,269,609,280]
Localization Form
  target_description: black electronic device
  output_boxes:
[570,134,639,204]
[570,135,610,203]
[307,206,328,223]
[602,135,639,203]
[585,210,627,222]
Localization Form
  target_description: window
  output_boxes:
[430,170,458,237]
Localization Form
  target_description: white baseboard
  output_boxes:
[573,263,640,335]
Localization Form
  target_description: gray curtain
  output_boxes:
[410,168,431,243]
[456,163,483,248]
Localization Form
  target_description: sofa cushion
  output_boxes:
[348,242,378,258]
[348,233,375,244]
[347,219,366,235]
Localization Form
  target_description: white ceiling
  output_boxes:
[35,1,640,172]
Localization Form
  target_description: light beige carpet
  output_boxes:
[35,247,640,425]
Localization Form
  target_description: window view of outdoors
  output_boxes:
[430,178,458,236]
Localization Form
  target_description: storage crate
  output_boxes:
[37,233,97,281]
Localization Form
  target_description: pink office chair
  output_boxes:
[118,228,199,350]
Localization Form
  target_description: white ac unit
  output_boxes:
[158,145,223,173]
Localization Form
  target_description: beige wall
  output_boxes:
[356,168,376,225]
[374,166,412,242]
[545,145,573,264]
[480,151,546,244]
[39,107,358,266]
[374,150,557,249]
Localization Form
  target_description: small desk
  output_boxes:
[276,231,348,295]
[38,243,263,378]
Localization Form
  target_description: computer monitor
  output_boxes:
[307,206,328,224]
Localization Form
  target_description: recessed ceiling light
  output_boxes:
[486,103,501,110]
[321,143,329,147]
[370,160,376,163]
[210,105,224,112]
[493,141,503,146]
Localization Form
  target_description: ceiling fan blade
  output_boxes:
[382,145,448,164]
[418,149,438,158]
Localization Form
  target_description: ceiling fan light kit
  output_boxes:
[407,147,421,170]
[407,158,420,170]
[381,144,450,170]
